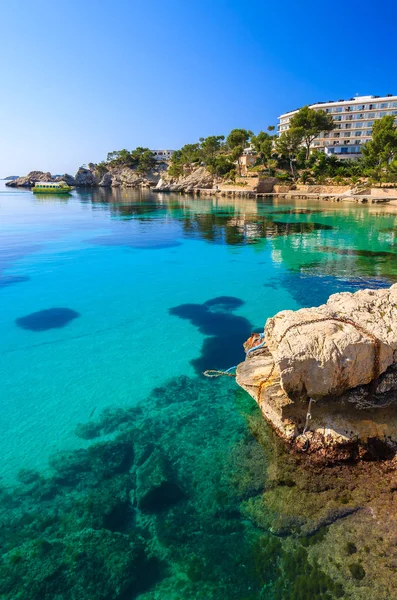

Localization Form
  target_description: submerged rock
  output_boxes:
[236,284,397,456]
[135,449,183,513]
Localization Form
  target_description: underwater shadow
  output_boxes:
[169,296,254,374]
[15,307,80,331]
[0,275,30,288]
[265,271,391,309]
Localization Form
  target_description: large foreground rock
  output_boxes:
[236,284,397,454]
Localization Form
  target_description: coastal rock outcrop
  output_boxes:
[5,171,75,188]
[74,166,98,187]
[54,173,76,186]
[6,171,54,187]
[155,166,214,192]
[236,284,397,456]
[95,163,168,188]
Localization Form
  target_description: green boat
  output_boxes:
[32,181,72,194]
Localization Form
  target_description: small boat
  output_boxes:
[32,181,72,194]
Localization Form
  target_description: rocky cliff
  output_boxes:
[154,166,215,192]
[97,163,168,188]
[236,284,397,460]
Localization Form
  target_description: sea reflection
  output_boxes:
[72,188,397,282]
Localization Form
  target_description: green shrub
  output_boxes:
[345,541,357,555]
[349,562,365,580]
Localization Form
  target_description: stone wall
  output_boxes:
[295,184,352,194]
[369,187,397,197]
[273,184,295,193]
[256,177,279,193]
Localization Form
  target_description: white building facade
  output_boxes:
[278,94,397,159]
[151,150,175,161]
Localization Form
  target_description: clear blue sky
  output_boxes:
[1,0,396,176]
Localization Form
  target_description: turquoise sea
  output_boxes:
[1,182,397,599]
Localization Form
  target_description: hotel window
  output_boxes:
[345,124,351,129]
[366,130,372,136]
[344,132,350,137]
[380,103,389,108]
[334,133,340,138]
[334,116,342,121]
[356,131,362,136]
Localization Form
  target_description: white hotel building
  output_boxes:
[278,94,397,159]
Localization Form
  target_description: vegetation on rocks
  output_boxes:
[166,108,397,187]
[98,147,157,175]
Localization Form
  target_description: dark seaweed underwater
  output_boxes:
[1,186,397,599]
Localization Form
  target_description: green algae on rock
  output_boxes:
[1,374,397,599]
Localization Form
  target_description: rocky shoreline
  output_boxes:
[5,163,169,190]
[8,166,397,204]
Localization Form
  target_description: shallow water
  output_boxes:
[1,184,397,599]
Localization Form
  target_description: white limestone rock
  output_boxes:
[264,284,397,398]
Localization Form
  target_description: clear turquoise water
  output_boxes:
[1,183,397,599]
[1,185,397,481]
